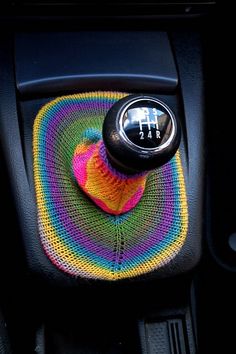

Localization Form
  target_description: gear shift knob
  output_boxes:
[103,95,181,173]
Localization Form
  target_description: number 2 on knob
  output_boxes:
[139,131,144,140]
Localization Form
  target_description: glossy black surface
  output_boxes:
[121,100,173,149]
[103,95,181,173]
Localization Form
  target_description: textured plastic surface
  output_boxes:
[139,313,196,354]
[144,321,171,354]
[0,310,11,354]
[140,320,187,354]
[15,32,178,96]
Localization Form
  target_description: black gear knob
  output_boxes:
[102,95,181,174]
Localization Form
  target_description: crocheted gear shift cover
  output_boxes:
[72,136,147,215]
[33,91,188,281]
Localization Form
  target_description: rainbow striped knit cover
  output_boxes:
[73,136,147,215]
[33,91,188,281]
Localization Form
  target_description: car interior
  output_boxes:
[0,2,226,354]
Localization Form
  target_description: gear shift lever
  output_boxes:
[72,94,181,215]
[103,95,181,174]
[33,91,188,279]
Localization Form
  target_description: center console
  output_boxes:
[0,11,208,352]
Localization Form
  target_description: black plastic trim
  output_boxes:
[15,32,178,97]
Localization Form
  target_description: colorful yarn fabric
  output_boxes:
[33,91,188,281]
[72,135,147,215]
